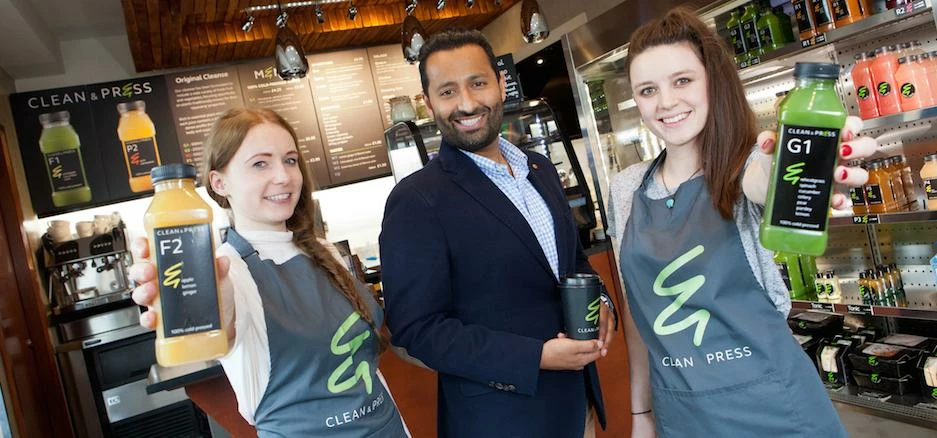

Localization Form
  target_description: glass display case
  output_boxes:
[384,99,597,242]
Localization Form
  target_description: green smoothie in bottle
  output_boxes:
[39,111,92,207]
[727,7,749,65]
[761,63,847,256]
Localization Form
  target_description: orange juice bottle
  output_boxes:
[895,55,934,112]
[870,46,902,116]
[811,0,837,33]
[117,101,161,192]
[144,164,228,366]
[851,52,879,119]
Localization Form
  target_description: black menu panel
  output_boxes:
[367,44,424,130]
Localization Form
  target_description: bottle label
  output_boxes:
[857,84,873,101]
[44,149,87,192]
[877,81,893,97]
[815,281,827,297]
[858,284,871,304]
[154,224,220,339]
[793,1,815,33]
[770,124,840,232]
[900,82,916,98]
[925,178,937,200]
[865,184,884,205]
[729,25,747,55]
[758,26,774,48]
[813,0,834,26]
[743,19,761,51]
[776,262,792,290]
[124,137,160,178]
[830,0,856,20]
[850,186,866,206]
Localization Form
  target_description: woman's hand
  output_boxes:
[744,115,877,209]
[129,236,230,329]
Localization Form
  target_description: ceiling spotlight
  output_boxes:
[436,0,446,11]
[348,1,358,20]
[276,10,289,28]
[315,3,326,23]
[241,14,255,32]
[406,0,418,15]
[536,58,544,65]
[466,0,475,8]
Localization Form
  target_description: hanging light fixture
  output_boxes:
[405,0,418,15]
[241,14,255,32]
[348,1,358,20]
[436,0,446,11]
[315,2,326,24]
[274,7,309,80]
[401,13,427,64]
[520,0,549,44]
[465,0,475,8]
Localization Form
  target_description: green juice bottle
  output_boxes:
[761,63,847,256]
[757,4,794,52]
[775,252,810,299]
[727,8,748,65]
[39,111,92,207]
[741,3,764,59]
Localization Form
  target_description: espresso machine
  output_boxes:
[42,225,210,437]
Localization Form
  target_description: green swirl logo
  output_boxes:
[585,297,601,325]
[783,162,805,186]
[653,245,710,347]
[901,83,915,98]
[868,356,878,366]
[327,312,373,395]
[878,82,891,96]
[857,85,870,100]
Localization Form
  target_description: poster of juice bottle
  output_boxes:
[117,100,161,192]
[38,111,92,207]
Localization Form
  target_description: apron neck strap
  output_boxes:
[640,150,668,190]
[223,227,259,260]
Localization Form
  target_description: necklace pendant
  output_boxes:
[666,198,675,209]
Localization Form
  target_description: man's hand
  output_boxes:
[597,304,614,357]
[540,333,603,370]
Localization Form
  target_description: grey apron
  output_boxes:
[226,229,408,438]
[618,153,846,437]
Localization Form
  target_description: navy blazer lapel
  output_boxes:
[525,154,571,275]
[438,142,555,278]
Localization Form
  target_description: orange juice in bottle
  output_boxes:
[145,164,228,366]
[895,55,934,111]
[117,100,161,192]
[870,46,902,116]
[851,52,879,119]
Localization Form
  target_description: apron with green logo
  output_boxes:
[226,229,407,438]
[618,153,846,437]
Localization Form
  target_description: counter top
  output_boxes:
[146,360,224,395]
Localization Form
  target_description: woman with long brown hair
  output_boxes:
[607,8,875,437]
[130,108,409,437]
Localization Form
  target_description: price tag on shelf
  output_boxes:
[750,57,761,66]
[851,215,880,224]
[801,34,828,48]
[895,0,927,17]
[846,304,872,315]
[810,302,835,311]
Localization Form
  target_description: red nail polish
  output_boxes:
[841,144,852,157]
[761,138,775,151]
[840,169,848,180]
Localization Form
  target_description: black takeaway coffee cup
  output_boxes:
[559,274,602,340]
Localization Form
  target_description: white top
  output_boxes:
[215,229,348,425]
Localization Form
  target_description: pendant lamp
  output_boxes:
[521,0,549,44]
[274,10,309,80]
[402,14,427,64]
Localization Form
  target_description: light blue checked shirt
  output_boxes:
[461,138,559,279]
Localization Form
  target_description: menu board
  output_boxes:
[9,86,110,215]
[497,54,523,106]
[88,75,184,200]
[367,44,424,130]
[166,67,244,178]
[237,61,330,189]
[308,49,391,186]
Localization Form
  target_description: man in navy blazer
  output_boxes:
[380,29,614,437]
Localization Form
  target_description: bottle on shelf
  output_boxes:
[776,252,809,299]
[850,160,870,214]
[851,52,880,119]
[921,152,937,210]
[825,271,843,302]
[885,264,908,307]
[864,159,898,213]
[895,155,918,211]
[792,0,819,40]
[815,272,829,301]
[727,7,749,65]
[884,156,908,210]
[871,268,893,306]
[811,0,837,33]
[830,0,869,27]
[761,63,846,256]
[869,46,902,116]
[897,42,913,59]
[741,2,764,60]
[858,271,875,305]
[886,0,909,10]
[757,3,795,53]
[895,55,935,112]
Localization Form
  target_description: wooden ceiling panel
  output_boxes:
[120,0,521,72]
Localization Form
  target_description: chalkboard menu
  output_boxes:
[497,54,523,106]
[237,61,331,189]
[308,49,391,186]
[367,44,424,130]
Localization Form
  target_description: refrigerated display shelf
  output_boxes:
[738,1,934,80]
[860,105,937,132]
[830,210,937,227]
[792,300,937,321]
[828,386,937,429]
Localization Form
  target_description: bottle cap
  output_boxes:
[887,45,898,51]
[923,53,931,61]
[793,62,839,79]
[900,42,912,49]
[38,110,70,125]
[898,57,909,64]
[150,164,197,183]
[560,273,601,287]
[930,50,937,57]
[910,55,920,62]
[117,100,146,114]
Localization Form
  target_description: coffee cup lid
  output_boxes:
[560,273,601,286]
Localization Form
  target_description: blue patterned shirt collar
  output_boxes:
[460,137,530,179]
